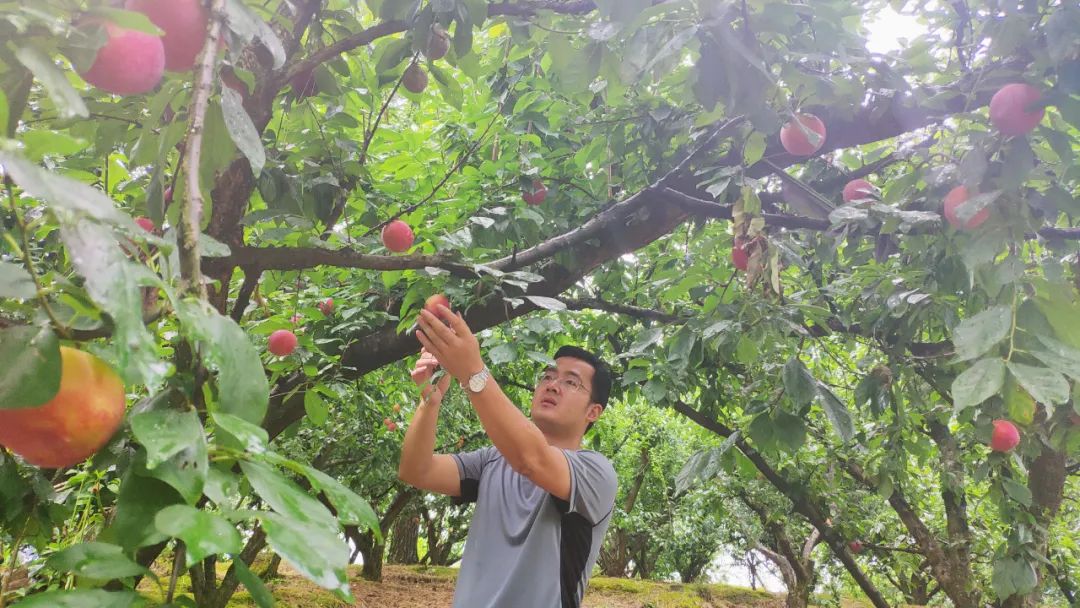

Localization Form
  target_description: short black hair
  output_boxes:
[554,345,611,408]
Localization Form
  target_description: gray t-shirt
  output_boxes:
[450,446,617,608]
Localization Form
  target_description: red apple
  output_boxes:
[424,293,451,317]
[523,179,548,206]
[989,83,1044,137]
[135,216,155,232]
[424,25,450,60]
[125,0,208,72]
[731,238,749,271]
[943,185,989,230]
[842,179,875,204]
[990,419,1020,453]
[79,22,165,96]
[0,347,125,468]
[381,220,415,253]
[780,113,826,156]
[317,298,334,316]
[848,540,864,554]
[268,329,298,356]
[384,417,397,431]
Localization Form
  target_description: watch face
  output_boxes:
[470,375,484,392]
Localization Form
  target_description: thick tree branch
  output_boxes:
[206,246,480,277]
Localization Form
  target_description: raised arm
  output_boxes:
[397,349,461,496]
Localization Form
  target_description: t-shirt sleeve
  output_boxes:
[451,446,494,505]
[555,450,617,525]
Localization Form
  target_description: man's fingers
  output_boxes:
[444,308,471,335]
[419,312,452,349]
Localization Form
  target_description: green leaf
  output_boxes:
[782,358,815,406]
[0,152,128,224]
[142,441,207,506]
[629,327,664,353]
[130,408,204,469]
[1006,362,1069,405]
[10,590,140,608]
[1032,335,1080,382]
[773,410,807,452]
[1001,478,1032,507]
[47,542,149,580]
[213,412,269,454]
[106,473,183,551]
[176,300,269,425]
[14,46,88,119]
[524,295,566,311]
[816,384,855,442]
[155,505,243,566]
[742,131,766,166]
[304,391,329,426]
[223,0,285,68]
[674,433,738,495]
[220,88,265,177]
[0,325,60,409]
[952,358,1006,411]
[233,559,276,608]
[952,306,1011,361]
[429,64,464,109]
[259,511,351,599]
[239,461,339,532]
[296,463,381,537]
[375,38,412,75]
[488,343,517,365]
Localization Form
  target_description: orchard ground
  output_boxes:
[139,561,804,608]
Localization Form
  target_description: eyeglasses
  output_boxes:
[537,371,590,394]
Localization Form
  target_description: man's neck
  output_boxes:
[542,432,582,451]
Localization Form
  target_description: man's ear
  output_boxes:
[586,403,604,422]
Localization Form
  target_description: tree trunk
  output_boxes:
[388,511,420,565]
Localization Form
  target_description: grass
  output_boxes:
[137,563,783,608]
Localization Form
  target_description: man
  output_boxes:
[397,303,618,608]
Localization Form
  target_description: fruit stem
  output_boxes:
[5,181,70,339]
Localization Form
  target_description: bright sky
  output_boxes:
[865,5,927,54]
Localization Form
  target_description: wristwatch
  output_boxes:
[466,366,491,393]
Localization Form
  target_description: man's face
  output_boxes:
[530,356,603,435]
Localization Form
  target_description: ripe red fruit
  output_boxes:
[384,417,397,431]
[523,179,548,206]
[135,216,155,232]
[290,69,318,99]
[0,347,125,468]
[268,329,298,356]
[403,63,428,94]
[125,0,208,72]
[381,220,415,253]
[849,540,864,554]
[780,114,826,156]
[990,419,1020,453]
[989,83,1044,137]
[80,23,165,96]
[425,25,450,60]
[842,179,875,204]
[731,238,749,271]
[943,185,989,230]
[317,298,334,316]
[424,293,451,317]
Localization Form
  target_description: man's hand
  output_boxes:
[411,347,453,406]
[416,305,484,384]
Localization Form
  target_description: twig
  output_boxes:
[5,182,69,339]
[179,0,228,298]
[358,53,417,166]
[166,543,185,604]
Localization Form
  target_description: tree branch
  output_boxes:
[560,297,687,323]
[206,245,480,277]
[180,0,227,298]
